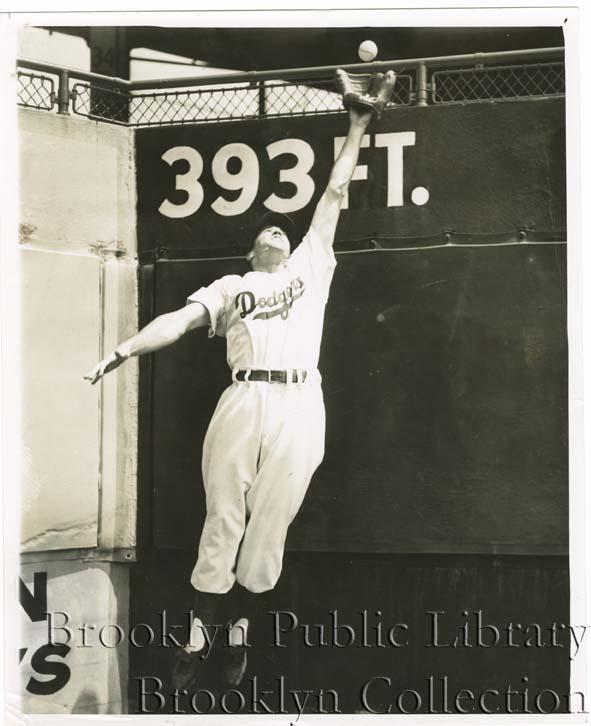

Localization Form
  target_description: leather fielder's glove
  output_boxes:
[335,68,397,120]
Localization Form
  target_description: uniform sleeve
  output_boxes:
[287,227,337,302]
[186,276,232,338]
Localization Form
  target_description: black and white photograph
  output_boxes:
[1,5,586,720]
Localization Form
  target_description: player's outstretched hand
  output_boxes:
[335,68,397,121]
[84,350,128,385]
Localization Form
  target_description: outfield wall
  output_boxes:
[13,91,568,714]
[17,109,138,713]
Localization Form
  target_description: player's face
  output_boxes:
[251,225,291,266]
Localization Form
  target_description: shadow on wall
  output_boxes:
[71,689,100,713]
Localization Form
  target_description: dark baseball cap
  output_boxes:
[252,211,296,243]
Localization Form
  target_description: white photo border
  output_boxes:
[1,3,587,725]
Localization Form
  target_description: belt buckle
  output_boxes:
[270,370,282,383]
[294,369,306,384]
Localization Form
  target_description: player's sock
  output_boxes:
[221,585,265,686]
[184,589,226,652]
[232,583,268,644]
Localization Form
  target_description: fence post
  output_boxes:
[258,81,266,116]
[57,70,70,114]
[416,63,428,106]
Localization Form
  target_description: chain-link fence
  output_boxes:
[17,71,55,110]
[129,82,260,126]
[16,54,565,127]
[432,62,565,104]
[72,82,131,124]
[124,74,413,126]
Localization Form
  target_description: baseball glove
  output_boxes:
[335,68,397,120]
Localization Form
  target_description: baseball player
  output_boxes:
[85,70,396,690]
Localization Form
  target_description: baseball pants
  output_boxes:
[190,376,326,594]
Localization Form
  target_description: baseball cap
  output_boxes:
[252,211,296,243]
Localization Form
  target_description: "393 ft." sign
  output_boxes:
[157,132,417,220]
[135,101,565,255]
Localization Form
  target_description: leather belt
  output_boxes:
[235,369,307,383]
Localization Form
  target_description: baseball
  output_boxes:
[358,40,378,62]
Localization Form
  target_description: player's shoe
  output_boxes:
[223,617,249,686]
[170,615,209,690]
[224,648,247,686]
[171,647,203,690]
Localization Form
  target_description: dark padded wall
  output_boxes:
[135,96,568,553]
[132,89,569,715]
[147,243,567,553]
[129,551,569,714]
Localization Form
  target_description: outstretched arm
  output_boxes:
[84,302,210,385]
[310,107,372,245]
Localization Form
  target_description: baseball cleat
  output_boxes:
[170,647,203,691]
[223,617,249,686]
[224,648,248,687]
[170,614,210,689]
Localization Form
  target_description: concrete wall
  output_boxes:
[18,559,130,715]
[18,109,136,254]
[17,108,138,712]
[21,249,101,550]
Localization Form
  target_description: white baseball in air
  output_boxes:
[358,40,378,62]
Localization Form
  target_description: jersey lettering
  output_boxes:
[254,286,305,321]
[234,277,305,322]
[235,291,256,319]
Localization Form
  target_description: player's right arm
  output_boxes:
[83,301,210,385]
[309,106,372,247]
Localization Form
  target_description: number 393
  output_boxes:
[158,139,316,219]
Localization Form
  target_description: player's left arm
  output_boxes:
[309,107,373,247]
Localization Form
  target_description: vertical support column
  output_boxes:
[88,28,130,79]
[258,81,267,117]
[96,247,139,553]
[56,70,70,115]
[88,28,130,122]
[416,63,428,106]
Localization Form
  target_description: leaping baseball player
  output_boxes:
[85,69,396,691]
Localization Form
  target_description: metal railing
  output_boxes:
[16,71,55,110]
[17,47,565,127]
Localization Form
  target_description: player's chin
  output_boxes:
[266,238,289,252]
[263,245,289,261]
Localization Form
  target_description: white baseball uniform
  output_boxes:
[187,227,336,594]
